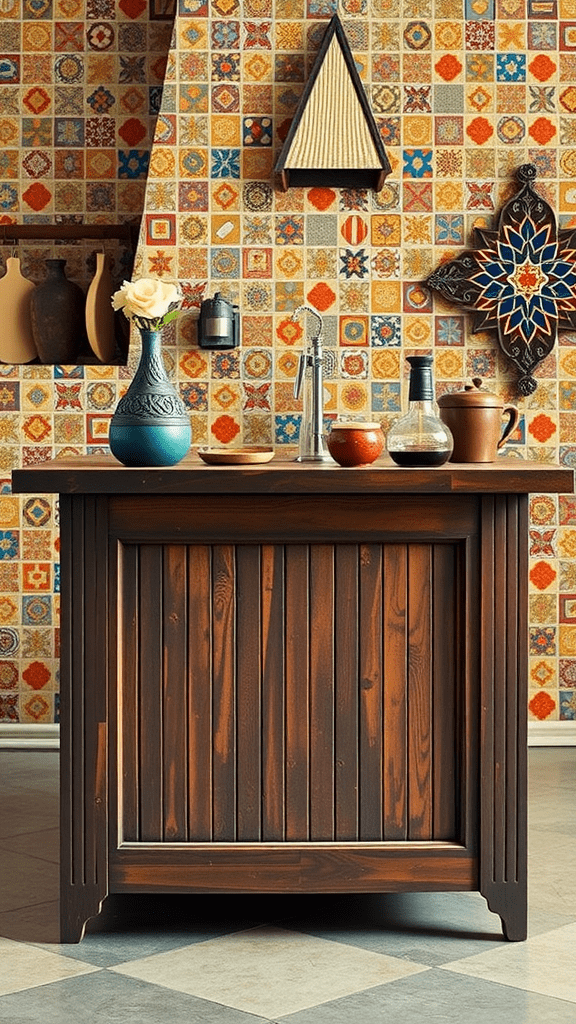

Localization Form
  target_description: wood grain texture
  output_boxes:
[11,454,574,498]
[60,496,109,943]
[118,538,463,848]
[43,471,563,942]
[479,495,528,941]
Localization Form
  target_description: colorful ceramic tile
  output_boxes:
[274,215,303,246]
[496,53,526,81]
[338,249,370,279]
[403,181,433,211]
[402,148,433,177]
[466,20,496,50]
[435,315,465,346]
[434,213,464,245]
[435,116,464,146]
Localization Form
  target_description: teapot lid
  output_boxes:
[437,378,505,409]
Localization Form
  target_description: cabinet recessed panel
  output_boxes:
[118,540,464,846]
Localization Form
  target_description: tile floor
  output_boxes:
[0,748,574,1023]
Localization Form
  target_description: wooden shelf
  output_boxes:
[0,223,139,244]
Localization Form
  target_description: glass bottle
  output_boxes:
[386,355,453,467]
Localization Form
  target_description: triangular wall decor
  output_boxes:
[275,14,391,192]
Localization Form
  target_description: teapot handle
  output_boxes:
[497,406,520,449]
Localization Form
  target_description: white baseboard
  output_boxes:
[0,724,60,749]
[1,721,574,750]
[528,721,576,746]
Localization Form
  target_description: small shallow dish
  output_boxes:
[197,447,275,465]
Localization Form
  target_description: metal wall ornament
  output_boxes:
[426,164,576,396]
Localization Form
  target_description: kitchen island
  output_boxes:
[12,454,574,942]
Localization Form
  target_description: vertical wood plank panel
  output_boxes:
[514,496,528,894]
[138,545,164,841]
[162,545,188,841]
[285,545,310,841]
[359,544,383,840]
[68,497,85,883]
[506,497,520,882]
[187,545,213,841]
[309,545,335,841]
[334,545,359,840]
[261,545,285,841]
[212,545,237,841]
[480,497,496,882]
[383,545,408,841]
[407,545,432,841]
[236,545,262,841]
[493,499,507,882]
[432,544,457,841]
[118,543,139,842]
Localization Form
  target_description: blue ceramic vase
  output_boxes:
[109,328,191,467]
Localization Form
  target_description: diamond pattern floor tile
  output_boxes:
[110,924,429,1018]
[441,922,576,1003]
[0,936,100,997]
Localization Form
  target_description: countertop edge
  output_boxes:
[10,456,575,496]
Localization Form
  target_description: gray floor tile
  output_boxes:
[38,893,265,967]
[276,891,508,966]
[0,971,268,1024]
[278,968,576,1024]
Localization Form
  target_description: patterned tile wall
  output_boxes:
[1,0,576,725]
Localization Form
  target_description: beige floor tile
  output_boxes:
[111,924,429,1017]
[440,922,576,1003]
[0,936,101,996]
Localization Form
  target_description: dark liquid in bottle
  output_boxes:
[388,450,451,467]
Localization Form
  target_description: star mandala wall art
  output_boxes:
[426,164,576,396]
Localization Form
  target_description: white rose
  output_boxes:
[112,278,181,321]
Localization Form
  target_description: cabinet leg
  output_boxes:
[482,882,527,942]
[60,888,106,943]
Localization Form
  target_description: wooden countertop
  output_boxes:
[11,452,574,495]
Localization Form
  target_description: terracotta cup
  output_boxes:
[327,421,384,467]
[437,380,519,463]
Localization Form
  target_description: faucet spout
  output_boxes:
[291,305,332,463]
[292,304,323,342]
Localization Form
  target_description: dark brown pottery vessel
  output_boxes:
[30,259,87,364]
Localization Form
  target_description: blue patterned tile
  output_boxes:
[22,596,52,626]
[0,531,19,559]
[339,249,370,279]
[275,414,300,444]
[372,381,401,411]
[496,54,526,81]
[559,689,576,718]
[435,316,464,346]
[211,148,241,178]
[371,315,401,347]
[402,149,433,178]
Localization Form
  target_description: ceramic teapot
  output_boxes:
[437,378,520,463]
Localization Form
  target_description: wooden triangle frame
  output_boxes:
[275,14,391,192]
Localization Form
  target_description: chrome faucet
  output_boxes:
[292,305,333,462]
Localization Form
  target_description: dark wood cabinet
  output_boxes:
[12,456,573,942]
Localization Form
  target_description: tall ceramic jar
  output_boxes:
[30,259,86,364]
[109,327,191,467]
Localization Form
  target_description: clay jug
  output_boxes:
[438,379,519,463]
[0,257,37,364]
